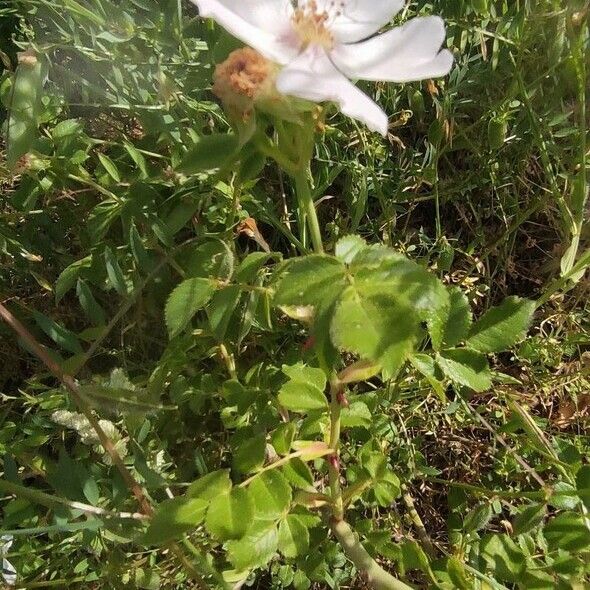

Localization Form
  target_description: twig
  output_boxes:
[0,301,153,516]
[463,400,545,488]
[400,485,436,558]
[0,301,217,588]
[0,479,147,521]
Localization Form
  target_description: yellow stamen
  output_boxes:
[292,0,334,50]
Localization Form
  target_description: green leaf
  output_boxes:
[292,570,311,590]
[466,297,535,353]
[76,279,107,326]
[519,570,555,590]
[6,59,44,168]
[372,470,401,506]
[480,534,526,582]
[351,247,441,314]
[63,0,105,24]
[443,287,472,347]
[436,349,492,392]
[32,310,82,354]
[447,557,471,590]
[334,235,367,265]
[576,465,590,510]
[278,381,328,413]
[341,401,372,428]
[248,471,292,521]
[543,511,590,552]
[179,134,239,174]
[232,432,266,475]
[512,504,546,536]
[282,459,314,489]
[226,521,278,571]
[338,360,381,385]
[223,380,259,413]
[235,252,275,283]
[165,199,200,236]
[399,540,431,574]
[278,515,310,558]
[205,488,253,541]
[550,481,579,510]
[282,364,326,391]
[129,222,153,272]
[165,278,217,338]
[330,287,417,378]
[178,240,235,281]
[187,470,231,501]
[270,423,296,456]
[87,200,122,244]
[463,503,493,533]
[207,285,241,341]
[97,153,121,182]
[124,141,148,177]
[278,362,327,413]
[104,246,128,296]
[143,497,208,545]
[55,257,92,303]
[51,118,82,140]
[273,255,345,307]
[410,353,446,400]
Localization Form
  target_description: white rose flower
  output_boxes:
[191,0,453,135]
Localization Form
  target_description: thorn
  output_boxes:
[302,335,316,352]
[337,388,349,407]
[329,454,340,471]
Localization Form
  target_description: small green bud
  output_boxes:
[488,117,507,151]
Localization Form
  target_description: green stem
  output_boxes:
[330,519,415,590]
[252,135,299,175]
[294,167,324,255]
[328,378,344,520]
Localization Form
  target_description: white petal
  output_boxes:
[191,0,296,63]
[0,536,13,552]
[332,16,453,82]
[276,47,389,136]
[216,0,294,32]
[315,0,405,43]
[3,558,16,586]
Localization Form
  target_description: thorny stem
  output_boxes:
[330,519,415,590]
[326,386,420,590]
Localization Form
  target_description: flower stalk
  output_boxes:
[294,166,324,254]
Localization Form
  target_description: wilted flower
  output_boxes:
[191,0,453,135]
[213,47,278,120]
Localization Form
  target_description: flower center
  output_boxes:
[291,1,334,50]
